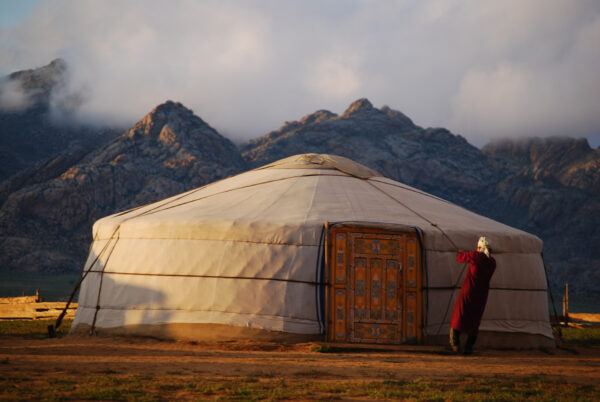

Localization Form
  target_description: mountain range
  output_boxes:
[1,60,598,299]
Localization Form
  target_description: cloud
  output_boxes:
[304,52,361,101]
[0,0,599,147]
[449,5,600,146]
[0,79,32,111]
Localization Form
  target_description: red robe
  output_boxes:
[450,251,496,336]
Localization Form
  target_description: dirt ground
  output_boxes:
[2,334,600,385]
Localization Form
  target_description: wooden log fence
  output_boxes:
[0,290,77,320]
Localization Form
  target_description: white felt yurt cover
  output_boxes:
[72,154,553,343]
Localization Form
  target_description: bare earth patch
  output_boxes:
[1,334,600,400]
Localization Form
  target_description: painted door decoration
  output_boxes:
[328,226,422,344]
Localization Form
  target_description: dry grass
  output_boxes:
[0,318,72,338]
[1,372,599,401]
[557,326,600,347]
[1,320,600,400]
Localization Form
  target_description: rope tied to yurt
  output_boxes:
[315,224,327,334]
[363,180,468,337]
[49,227,119,337]
[364,181,459,250]
[89,231,120,335]
[542,252,562,341]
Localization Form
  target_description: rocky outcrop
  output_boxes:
[0,101,247,272]
[483,137,600,194]
[483,137,600,298]
[3,58,67,106]
[0,146,92,206]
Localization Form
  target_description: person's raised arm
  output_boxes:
[456,250,473,263]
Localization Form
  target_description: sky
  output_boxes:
[0,0,599,148]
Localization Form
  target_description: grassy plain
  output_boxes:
[557,326,600,347]
[3,371,598,401]
[1,320,600,400]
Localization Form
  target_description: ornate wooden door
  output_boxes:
[328,225,422,344]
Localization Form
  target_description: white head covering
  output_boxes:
[477,236,491,257]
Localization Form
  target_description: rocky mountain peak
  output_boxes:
[89,100,247,173]
[146,100,196,124]
[341,98,374,117]
[149,99,192,117]
[5,58,67,100]
[48,58,67,69]
[299,109,337,125]
[127,100,210,140]
[380,105,415,127]
[339,99,415,128]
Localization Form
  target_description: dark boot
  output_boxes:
[449,328,461,353]
[463,334,477,355]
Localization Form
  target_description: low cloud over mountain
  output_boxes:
[2,1,599,147]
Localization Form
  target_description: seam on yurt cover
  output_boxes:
[425,249,542,255]
[369,178,451,204]
[479,318,552,323]
[426,286,547,291]
[91,233,540,253]
[82,270,324,285]
[94,235,323,246]
[425,318,552,328]
[113,180,213,218]
[250,174,300,218]
[76,304,318,322]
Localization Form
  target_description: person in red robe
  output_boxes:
[449,236,496,355]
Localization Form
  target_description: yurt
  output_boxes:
[71,154,554,348]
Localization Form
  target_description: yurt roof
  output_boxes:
[94,154,542,254]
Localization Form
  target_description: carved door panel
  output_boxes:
[328,226,422,344]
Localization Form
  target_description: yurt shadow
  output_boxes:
[71,246,172,338]
[70,235,325,342]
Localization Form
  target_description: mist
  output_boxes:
[0,79,32,111]
[1,0,599,148]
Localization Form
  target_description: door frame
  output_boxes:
[324,222,425,344]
